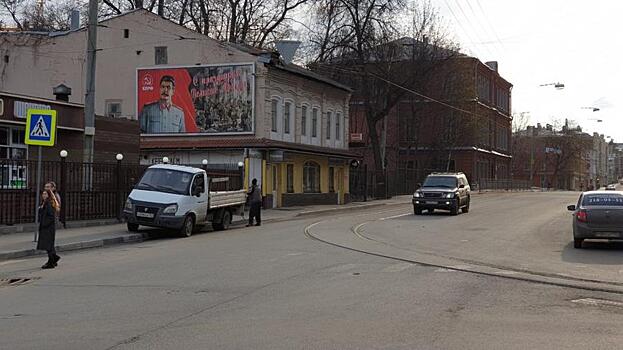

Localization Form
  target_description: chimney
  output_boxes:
[53,84,72,102]
[275,40,301,64]
[70,10,80,30]
[537,123,542,130]
[136,0,143,8]
[485,61,498,72]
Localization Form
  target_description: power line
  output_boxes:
[474,0,506,52]
[462,0,505,55]
[441,0,486,59]
[314,63,486,119]
[449,0,496,59]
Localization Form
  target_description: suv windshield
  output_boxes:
[136,168,193,195]
[422,176,458,188]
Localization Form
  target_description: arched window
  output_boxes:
[303,161,321,193]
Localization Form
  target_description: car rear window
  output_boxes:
[582,194,623,206]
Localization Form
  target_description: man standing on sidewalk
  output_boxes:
[247,179,262,227]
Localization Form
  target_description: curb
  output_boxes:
[1,219,122,236]
[0,233,146,261]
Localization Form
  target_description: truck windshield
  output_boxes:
[422,176,457,188]
[136,168,193,195]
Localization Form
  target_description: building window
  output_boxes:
[335,112,341,141]
[155,46,168,65]
[301,105,308,136]
[303,161,320,193]
[123,29,129,38]
[284,101,291,134]
[286,164,294,193]
[329,167,335,192]
[326,111,332,140]
[312,108,318,138]
[271,99,278,132]
[477,74,490,102]
[0,126,28,189]
[496,88,509,112]
[105,100,122,118]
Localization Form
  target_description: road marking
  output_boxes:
[382,262,416,273]
[286,253,304,256]
[435,268,455,272]
[494,271,518,275]
[379,213,411,221]
[448,265,473,270]
[572,298,623,308]
[327,264,359,273]
[0,259,27,266]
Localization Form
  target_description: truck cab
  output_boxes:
[124,164,246,236]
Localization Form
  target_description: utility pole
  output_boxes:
[83,0,98,164]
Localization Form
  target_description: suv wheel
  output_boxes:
[461,197,470,213]
[414,206,422,215]
[450,202,459,215]
[574,238,583,249]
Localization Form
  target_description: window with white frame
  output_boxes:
[105,100,122,118]
[301,105,308,137]
[336,112,341,141]
[284,101,292,134]
[271,99,278,132]
[326,111,332,140]
[312,108,319,138]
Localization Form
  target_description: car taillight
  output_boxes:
[577,210,588,223]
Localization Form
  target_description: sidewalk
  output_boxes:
[0,196,411,261]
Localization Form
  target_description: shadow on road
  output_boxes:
[561,240,623,265]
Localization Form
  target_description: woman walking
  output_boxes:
[37,189,61,269]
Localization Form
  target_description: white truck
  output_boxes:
[123,164,246,236]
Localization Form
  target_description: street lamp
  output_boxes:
[162,156,170,164]
[582,107,600,112]
[539,82,565,90]
[237,161,244,189]
[59,150,68,228]
[202,159,208,171]
[116,153,124,162]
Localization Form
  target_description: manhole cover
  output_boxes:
[0,277,38,287]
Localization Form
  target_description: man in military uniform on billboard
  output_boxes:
[140,75,186,133]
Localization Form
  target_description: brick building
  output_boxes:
[512,123,592,190]
[348,54,512,187]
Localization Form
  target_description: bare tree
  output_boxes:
[307,0,459,172]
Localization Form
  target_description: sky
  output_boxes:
[431,0,623,141]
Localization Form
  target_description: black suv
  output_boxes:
[412,172,471,215]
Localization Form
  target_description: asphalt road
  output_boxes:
[2,192,623,349]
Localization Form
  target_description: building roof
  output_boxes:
[140,137,356,158]
[0,90,84,108]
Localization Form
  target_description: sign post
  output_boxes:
[25,109,57,242]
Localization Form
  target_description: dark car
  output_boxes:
[412,172,470,215]
[567,191,623,248]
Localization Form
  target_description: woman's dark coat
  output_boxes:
[36,202,56,251]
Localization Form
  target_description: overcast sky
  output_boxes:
[432,0,622,141]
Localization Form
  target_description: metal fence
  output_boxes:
[350,168,424,201]
[477,178,531,191]
[0,159,243,226]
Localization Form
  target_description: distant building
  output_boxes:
[512,123,593,190]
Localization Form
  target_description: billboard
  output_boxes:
[137,63,255,135]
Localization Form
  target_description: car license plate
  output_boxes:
[136,212,154,218]
[595,232,620,238]
[425,201,437,204]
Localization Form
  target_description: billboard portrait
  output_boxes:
[137,63,255,135]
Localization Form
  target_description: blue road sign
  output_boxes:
[25,109,57,146]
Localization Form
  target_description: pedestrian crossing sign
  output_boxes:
[25,109,57,146]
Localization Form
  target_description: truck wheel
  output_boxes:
[221,210,231,230]
[127,223,139,232]
[179,215,194,237]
